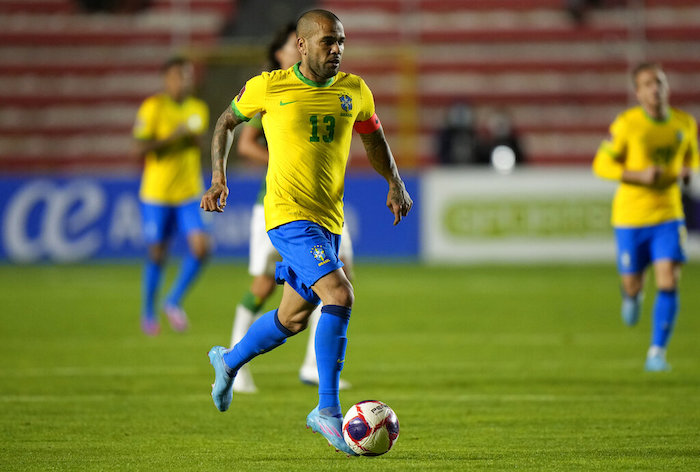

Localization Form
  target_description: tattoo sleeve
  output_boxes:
[359,128,401,184]
[211,106,243,183]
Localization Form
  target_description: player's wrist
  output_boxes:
[621,169,644,185]
[388,176,404,189]
[211,170,227,185]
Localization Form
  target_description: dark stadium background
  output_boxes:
[2,0,700,264]
[3,3,700,471]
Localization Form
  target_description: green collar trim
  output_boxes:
[164,93,187,106]
[293,62,335,88]
[642,106,671,124]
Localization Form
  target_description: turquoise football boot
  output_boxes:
[645,354,671,372]
[306,406,357,456]
[621,293,642,326]
[208,346,235,411]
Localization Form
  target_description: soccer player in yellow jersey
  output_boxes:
[593,63,699,371]
[201,10,413,455]
[133,57,210,336]
[230,23,352,394]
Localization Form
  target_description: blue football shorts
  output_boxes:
[614,219,687,274]
[267,220,344,305]
[141,199,208,245]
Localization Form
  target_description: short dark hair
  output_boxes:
[296,9,341,27]
[632,62,662,85]
[267,23,297,71]
[162,56,189,73]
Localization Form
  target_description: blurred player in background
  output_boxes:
[201,10,412,455]
[231,22,353,393]
[593,62,699,371]
[133,57,210,336]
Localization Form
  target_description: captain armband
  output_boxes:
[353,113,382,134]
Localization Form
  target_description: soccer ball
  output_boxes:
[342,400,399,456]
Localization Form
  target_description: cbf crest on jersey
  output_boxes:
[339,94,352,112]
[311,245,331,266]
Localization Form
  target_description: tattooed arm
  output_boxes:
[359,128,413,225]
[200,106,244,212]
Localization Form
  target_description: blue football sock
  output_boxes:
[651,289,679,348]
[316,305,351,417]
[165,253,204,307]
[223,309,294,372]
[142,260,163,319]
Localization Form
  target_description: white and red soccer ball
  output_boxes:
[342,400,400,456]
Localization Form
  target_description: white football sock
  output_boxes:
[300,304,322,374]
[230,304,256,348]
[647,345,666,359]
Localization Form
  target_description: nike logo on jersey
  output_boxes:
[279,100,297,106]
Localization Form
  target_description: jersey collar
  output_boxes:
[163,93,188,107]
[641,106,672,124]
[293,62,335,88]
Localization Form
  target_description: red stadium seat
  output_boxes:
[322,0,700,167]
[0,0,234,172]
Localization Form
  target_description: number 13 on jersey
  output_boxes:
[309,115,335,143]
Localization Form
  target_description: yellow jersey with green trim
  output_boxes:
[231,63,375,234]
[593,106,699,227]
[134,93,209,204]
[245,114,268,204]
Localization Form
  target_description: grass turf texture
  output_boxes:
[1,263,699,471]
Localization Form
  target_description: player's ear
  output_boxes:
[297,37,306,55]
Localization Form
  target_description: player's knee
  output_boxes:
[655,264,681,291]
[621,276,643,297]
[277,308,311,334]
[189,236,210,261]
[656,277,678,292]
[192,244,209,261]
[314,270,354,307]
[330,281,354,308]
[285,318,308,334]
[148,245,167,264]
[622,285,641,297]
[656,283,677,292]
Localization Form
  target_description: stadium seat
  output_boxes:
[323,0,700,166]
[1,0,699,170]
[0,0,234,171]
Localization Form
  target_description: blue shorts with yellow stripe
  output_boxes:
[141,199,207,245]
[614,219,687,274]
[267,220,344,305]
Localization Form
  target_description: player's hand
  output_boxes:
[387,180,413,226]
[625,166,663,187]
[172,124,194,139]
[680,166,693,186]
[638,166,663,186]
[168,125,200,149]
[200,182,229,212]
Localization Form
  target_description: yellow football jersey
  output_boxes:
[593,106,699,227]
[134,93,209,204]
[231,63,375,234]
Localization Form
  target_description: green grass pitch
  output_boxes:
[1,262,699,471]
